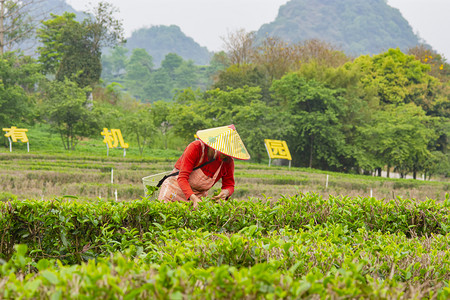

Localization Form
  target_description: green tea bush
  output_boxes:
[2,193,450,299]
[1,235,450,299]
[1,193,450,263]
[0,192,17,202]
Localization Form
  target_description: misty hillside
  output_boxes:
[40,0,86,17]
[17,0,211,66]
[125,25,212,66]
[19,0,426,64]
[255,0,423,55]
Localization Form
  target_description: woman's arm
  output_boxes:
[219,159,235,198]
[176,142,202,200]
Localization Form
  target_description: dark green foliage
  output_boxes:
[255,0,423,56]
[38,12,101,88]
[0,53,42,130]
[1,193,450,266]
[38,79,98,150]
[37,3,124,88]
[213,64,265,90]
[124,48,153,99]
[102,49,213,102]
[271,75,347,169]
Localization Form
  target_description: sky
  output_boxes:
[65,0,450,60]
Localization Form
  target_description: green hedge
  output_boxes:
[1,193,450,263]
[1,225,450,299]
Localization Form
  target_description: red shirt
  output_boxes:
[174,140,235,200]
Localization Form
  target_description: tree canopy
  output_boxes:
[37,2,124,88]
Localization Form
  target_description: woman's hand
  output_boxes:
[212,189,230,201]
[190,194,202,209]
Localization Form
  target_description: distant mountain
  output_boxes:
[125,25,212,66]
[15,1,212,66]
[38,0,85,17]
[255,0,423,56]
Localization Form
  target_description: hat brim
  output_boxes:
[196,125,250,160]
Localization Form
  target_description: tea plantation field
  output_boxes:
[1,151,449,298]
[0,151,448,202]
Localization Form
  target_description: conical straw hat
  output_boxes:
[196,124,250,160]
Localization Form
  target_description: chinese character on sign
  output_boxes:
[3,126,29,142]
[101,128,129,156]
[101,128,129,149]
[2,126,30,152]
[264,139,292,167]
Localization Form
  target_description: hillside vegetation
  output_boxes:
[256,0,422,55]
[125,25,212,67]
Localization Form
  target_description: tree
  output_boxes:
[349,48,435,107]
[145,69,172,102]
[252,36,299,82]
[207,51,229,82]
[294,61,379,173]
[214,36,350,104]
[345,48,448,176]
[231,100,284,162]
[213,64,266,92]
[271,74,347,169]
[123,105,155,155]
[0,52,41,132]
[173,60,198,90]
[168,104,210,144]
[39,78,97,150]
[200,86,263,125]
[295,39,349,68]
[125,48,153,100]
[91,84,127,129]
[159,53,197,91]
[38,12,76,75]
[221,29,255,66]
[357,104,437,178]
[101,46,128,83]
[149,100,173,149]
[161,53,183,75]
[84,1,124,52]
[408,44,450,83]
[38,12,100,88]
[37,2,124,87]
[422,151,450,180]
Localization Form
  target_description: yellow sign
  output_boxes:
[101,128,129,149]
[264,139,292,160]
[3,126,29,143]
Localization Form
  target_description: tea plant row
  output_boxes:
[2,193,450,261]
[2,193,450,298]
[1,224,450,299]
